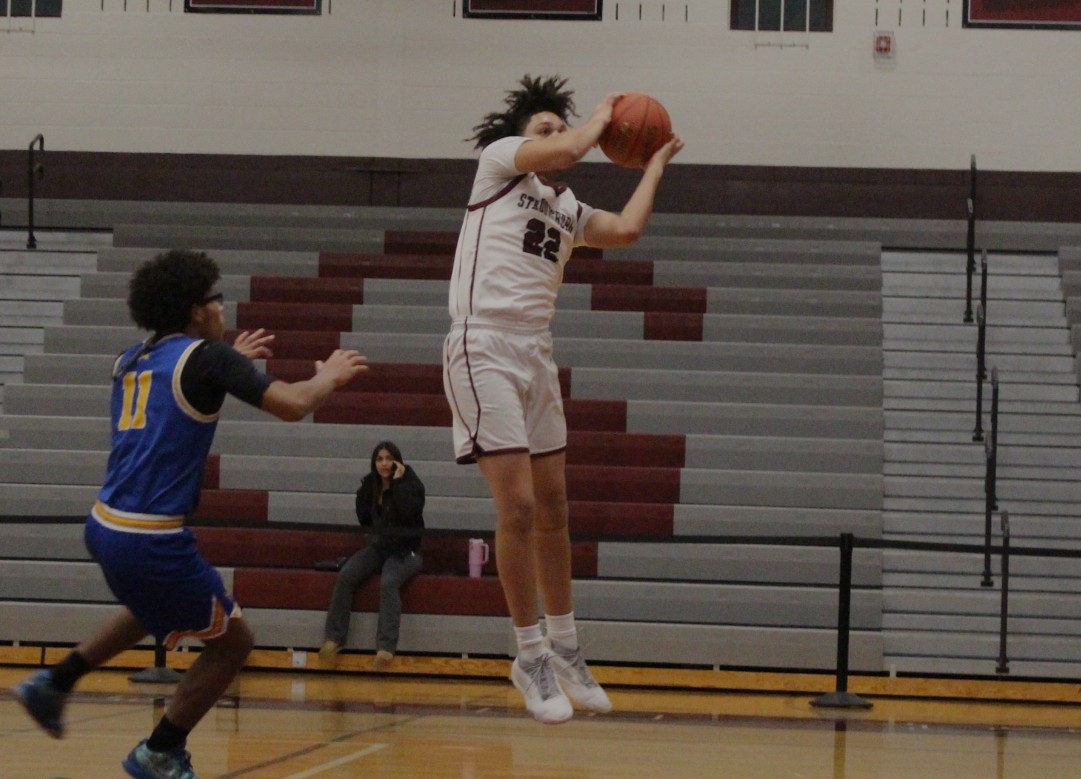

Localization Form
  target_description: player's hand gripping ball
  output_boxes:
[599,92,673,169]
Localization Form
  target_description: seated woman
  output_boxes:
[319,441,425,670]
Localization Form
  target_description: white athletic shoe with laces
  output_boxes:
[545,640,612,714]
[510,653,573,724]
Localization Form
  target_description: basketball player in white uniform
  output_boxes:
[443,75,683,724]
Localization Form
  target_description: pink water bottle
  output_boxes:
[468,538,489,578]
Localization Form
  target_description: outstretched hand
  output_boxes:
[314,349,368,387]
[233,328,276,360]
[643,133,685,170]
[587,92,623,139]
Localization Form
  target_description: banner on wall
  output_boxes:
[184,0,320,13]
[965,0,1081,28]
[463,1,601,20]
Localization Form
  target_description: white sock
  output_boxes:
[514,624,545,663]
[545,612,578,653]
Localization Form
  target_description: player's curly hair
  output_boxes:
[468,74,578,149]
[127,249,220,336]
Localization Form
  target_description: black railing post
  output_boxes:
[979,249,989,325]
[810,533,872,709]
[27,133,44,250]
[129,638,183,683]
[982,436,995,588]
[989,367,999,510]
[964,199,976,323]
[964,156,977,322]
[996,511,1010,674]
[973,305,985,442]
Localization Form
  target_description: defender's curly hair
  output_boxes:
[468,74,578,149]
[127,249,220,336]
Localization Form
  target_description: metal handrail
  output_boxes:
[964,155,978,322]
[27,133,44,249]
[996,510,1011,674]
[973,304,986,441]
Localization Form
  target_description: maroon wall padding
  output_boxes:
[5,151,1081,222]
[225,329,338,360]
[236,302,353,333]
[592,284,708,313]
[194,526,597,577]
[250,277,366,305]
[202,455,220,490]
[232,568,510,616]
[192,489,269,523]
[566,465,681,504]
[563,258,653,286]
[566,431,685,468]
[319,253,453,280]
[643,312,704,341]
[569,500,674,537]
[314,393,453,426]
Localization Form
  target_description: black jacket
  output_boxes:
[354,465,425,556]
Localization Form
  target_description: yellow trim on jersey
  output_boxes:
[171,339,221,424]
[92,500,184,531]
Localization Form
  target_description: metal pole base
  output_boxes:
[129,667,183,684]
[810,691,873,710]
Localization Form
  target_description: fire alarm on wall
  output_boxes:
[874,30,895,60]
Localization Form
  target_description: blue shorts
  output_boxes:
[85,516,240,649]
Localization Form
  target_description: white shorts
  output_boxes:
[442,322,567,464]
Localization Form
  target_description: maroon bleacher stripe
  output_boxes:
[232,568,510,616]
[314,394,452,426]
[383,230,456,256]
[566,465,680,504]
[564,258,653,286]
[643,312,704,341]
[236,302,353,333]
[194,526,356,567]
[568,501,674,537]
[564,399,627,432]
[194,526,597,577]
[383,230,604,260]
[192,489,269,523]
[225,329,339,360]
[250,276,366,304]
[203,455,220,490]
[314,394,626,432]
[264,361,573,398]
[591,284,707,313]
[566,431,685,468]
[318,253,640,283]
[319,253,453,280]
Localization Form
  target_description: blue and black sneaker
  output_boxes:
[12,669,68,738]
[122,739,198,779]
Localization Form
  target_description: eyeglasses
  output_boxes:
[200,292,224,306]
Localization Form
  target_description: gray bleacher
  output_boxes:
[882,248,1081,677]
[6,203,1081,678]
[0,231,111,410]
[0,205,887,672]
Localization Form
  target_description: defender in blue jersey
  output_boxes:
[13,250,368,779]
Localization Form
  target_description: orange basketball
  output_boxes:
[599,92,673,168]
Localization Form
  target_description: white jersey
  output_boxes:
[448,136,596,329]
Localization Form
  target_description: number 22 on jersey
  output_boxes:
[117,371,152,431]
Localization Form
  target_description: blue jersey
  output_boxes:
[95,335,219,532]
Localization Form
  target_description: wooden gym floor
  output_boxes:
[4,664,1081,779]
